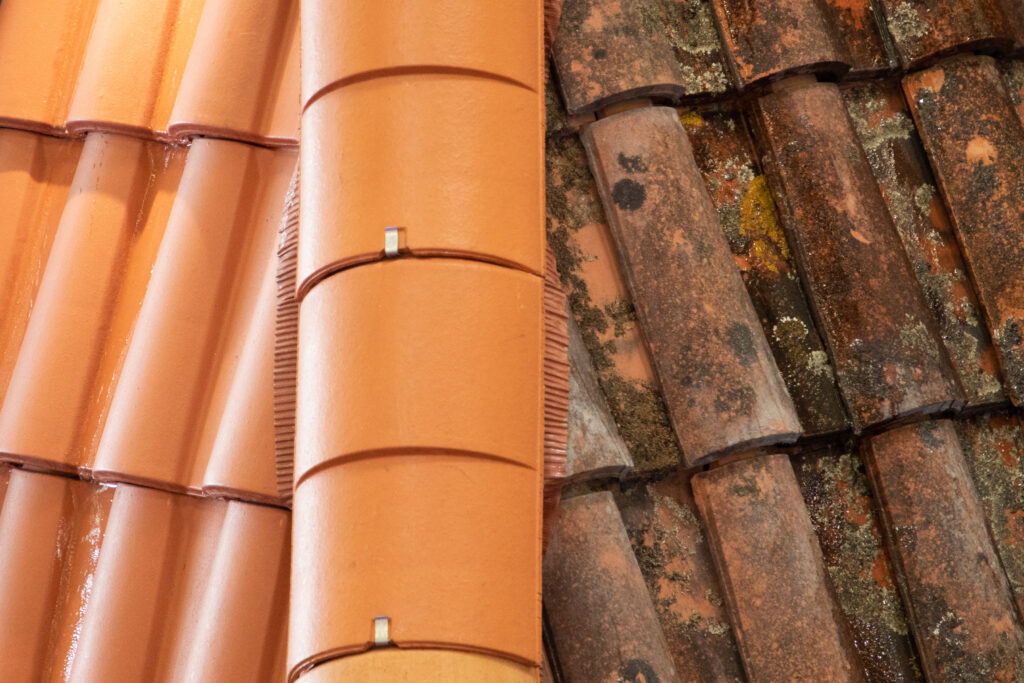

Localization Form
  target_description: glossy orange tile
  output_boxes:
[299,650,537,683]
[298,76,543,297]
[0,469,289,682]
[294,259,543,484]
[300,0,541,106]
[289,455,541,679]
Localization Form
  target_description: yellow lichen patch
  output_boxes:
[740,174,789,272]
[677,109,704,129]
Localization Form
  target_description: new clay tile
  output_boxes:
[297,75,543,297]
[614,470,746,682]
[0,130,81,405]
[955,411,1024,619]
[565,311,633,482]
[0,470,289,682]
[904,55,1024,406]
[753,77,963,431]
[709,0,849,89]
[875,0,1015,69]
[0,131,294,504]
[863,420,1024,680]
[294,259,543,483]
[289,455,541,678]
[543,491,679,683]
[680,105,849,438]
[791,445,920,680]
[545,133,683,472]
[301,650,537,683]
[582,105,801,466]
[843,79,1006,409]
[301,0,540,107]
[692,453,866,681]
[552,0,731,116]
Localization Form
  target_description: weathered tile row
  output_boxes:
[752,77,963,432]
[875,0,1015,68]
[905,55,1024,406]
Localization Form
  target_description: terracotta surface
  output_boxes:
[566,312,633,482]
[710,0,848,88]
[693,454,865,681]
[0,0,299,145]
[543,491,679,683]
[754,78,963,431]
[615,471,746,682]
[290,455,541,678]
[864,420,1024,680]
[275,168,301,503]
[875,0,1014,68]
[0,132,295,504]
[819,0,897,76]
[843,79,1006,408]
[546,133,683,472]
[905,55,1024,406]
[956,411,1024,619]
[0,130,81,405]
[792,445,920,681]
[681,106,849,438]
[300,1,540,107]
[294,259,543,484]
[301,649,537,683]
[298,76,543,297]
[552,0,731,115]
[583,106,800,465]
[543,247,571,546]
[0,469,289,682]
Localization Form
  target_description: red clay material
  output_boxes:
[681,106,849,438]
[864,420,1024,681]
[710,0,848,88]
[692,454,866,681]
[792,445,920,681]
[844,79,1006,408]
[289,455,540,679]
[754,78,963,431]
[302,650,537,683]
[818,0,896,76]
[904,55,1024,407]
[552,0,730,115]
[297,76,543,297]
[875,0,1014,68]
[583,106,800,465]
[543,491,678,683]
[955,411,1024,620]
[615,471,746,682]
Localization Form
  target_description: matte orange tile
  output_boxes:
[298,76,543,297]
[299,650,537,683]
[92,139,294,501]
[300,0,541,106]
[294,259,543,484]
[0,131,82,405]
[289,455,541,678]
[168,0,300,146]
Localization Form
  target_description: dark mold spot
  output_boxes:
[725,322,757,367]
[612,178,647,210]
[618,152,649,173]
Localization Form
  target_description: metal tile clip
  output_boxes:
[373,616,390,646]
[384,227,400,257]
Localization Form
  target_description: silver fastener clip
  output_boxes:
[373,616,390,646]
[384,227,399,257]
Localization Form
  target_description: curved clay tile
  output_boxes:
[300,1,540,107]
[92,139,294,502]
[904,55,1024,407]
[710,0,849,88]
[875,0,1015,68]
[818,0,897,76]
[289,455,540,679]
[843,79,1005,409]
[692,454,866,681]
[294,259,542,482]
[168,0,300,146]
[543,491,679,683]
[301,650,536,682]
[0,131,81,405]
[753,78,963,431]
[583,106,801,465]
[297,76,543,297]
[864,420,1024,680]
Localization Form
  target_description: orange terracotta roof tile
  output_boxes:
[875,0,1015,68]
[0,131,296,504]
[301,649,537,682]
[0,467,289,681]
[0,0,299,146]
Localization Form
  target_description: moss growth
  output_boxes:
[886,2,929,45]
